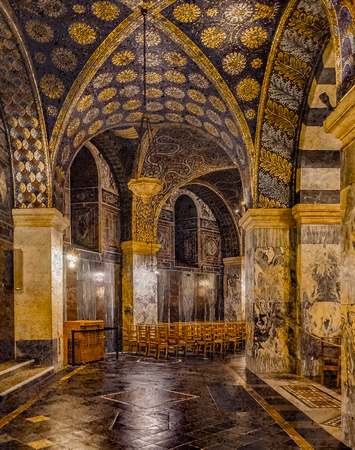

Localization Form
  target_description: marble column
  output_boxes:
[223,256,245,321]
[292,204,341,377]
[324,91,355,448]
[121,241,161,325]
[240,209,296,374]
[12,209,69,369]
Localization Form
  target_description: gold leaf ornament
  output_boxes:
[265,100,299,137]
[258,195,287,209]
[288,10,328,38]
[274,52,311,87]
[260,148,292,183]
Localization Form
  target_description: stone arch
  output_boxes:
[0,5,51,208]
[255,0,331,208]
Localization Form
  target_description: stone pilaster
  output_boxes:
[325,90,355,448]
[240,209,296,374]
[12,209,69,369]
[121,241,161,325]
[292,204,341,377]
[223,256,245,321]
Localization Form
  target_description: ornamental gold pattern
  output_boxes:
[165,87,185,98]
[77,95,93,112]
[201,27,226,48]
[146,88,163,98]
[93,73,114,88]
[146,72,163,83]
[188,89,206,104]
[240,27,267,48]
[98,88,117,101]
[236,78,260,101]
[164,70,186,83]
[52,48,77,72]
[102,101,120,114]
[223,53,246,75]
[209,96,227,113]
[189,73,210,89]
[40,74,65,99]
[224,3,254,23]
[112,51,135,66]
[173,4,201,23]
[26,20,53,42]
[69,23,96,45]
[92,2,119,21]
[165,52,187,67]
[116,70,138,83]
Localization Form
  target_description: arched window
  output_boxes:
[70,147,99,251]
[174,195,198,267]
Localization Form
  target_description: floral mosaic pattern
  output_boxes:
[161,0,287,137]
[256,0,330,208]
[9,0,133,135]
[56,22,248,175]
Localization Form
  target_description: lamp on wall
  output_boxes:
[128,6,163,204]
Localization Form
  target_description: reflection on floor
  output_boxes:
[0,353,350,449]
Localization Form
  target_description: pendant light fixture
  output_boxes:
[128,6,163,204]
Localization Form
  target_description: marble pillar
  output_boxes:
[12,209,69,369]
[325,91,355,448]
[121,241,161,325]
[292,204,341,377]
[240,209,296,374]
[223,256,245,322]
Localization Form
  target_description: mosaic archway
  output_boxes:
[0,6,51,208]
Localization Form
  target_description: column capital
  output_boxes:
[223,256,245,267]
[292,204,340,225]
[239,208,294,233]
[12,208,69,233]
[324,87,355,149]
[121,240,161,256]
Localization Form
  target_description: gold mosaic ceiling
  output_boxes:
[10,0,287,165]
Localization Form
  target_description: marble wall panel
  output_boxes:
[298,239,341,376]
[244,226,296,374]
[132,253,158,324]
[224,265,243,322]
[341,182,355,446]
[157,269,222,323]
[64,248,121,352]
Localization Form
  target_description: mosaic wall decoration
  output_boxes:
[0,11,50,208]
[256,0,331,208]
[9,0,133,136]
[331,1,355,96]
[160,0,287,139]
[133,126,236,243]
[55,18,249,175]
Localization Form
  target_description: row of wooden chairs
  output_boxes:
[122,322,246,359]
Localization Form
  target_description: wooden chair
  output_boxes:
[213,323,225,352]
[168,324,179,357]
[321,336,341,388]
[121,325,130,353]
[137,325,148,356]
[147,325,158,357]
[128,325,138,353]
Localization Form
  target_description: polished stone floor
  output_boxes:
[0,353,350,449]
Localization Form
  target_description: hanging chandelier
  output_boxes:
[127,6,163,204]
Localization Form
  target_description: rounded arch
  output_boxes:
[255,0,331,208]
[0,4,51,208]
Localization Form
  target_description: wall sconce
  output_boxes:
[67,254,77,269]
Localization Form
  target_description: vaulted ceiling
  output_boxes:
[1,0,352,210]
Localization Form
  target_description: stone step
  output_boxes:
[0,366,54,402]
[0,360,35,382]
